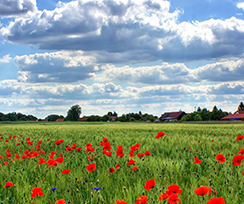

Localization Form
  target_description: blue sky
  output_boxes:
[1,0,244,118]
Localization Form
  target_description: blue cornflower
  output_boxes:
[94,187,101,191]
[68,201,71,203]
[50,188,57,192]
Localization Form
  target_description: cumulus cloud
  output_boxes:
[97,63,197,84]
[14,51,98,83]
[0,80,22,95]
[0,0,36,17]
[1,0,244,62]
[237,2,244,10]
[0,54,11,63]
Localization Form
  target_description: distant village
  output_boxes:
[1,102,244,122]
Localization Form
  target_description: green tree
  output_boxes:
[66,105,82,121]
[46,114,64,121]
[238,102,244,111]
[193,114,202,121]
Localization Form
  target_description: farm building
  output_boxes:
[159,111,186,122]
[221,111,244,121]
[78,116,88,121]
[56,118,64,122]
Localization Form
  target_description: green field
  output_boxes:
[0,122,243,204]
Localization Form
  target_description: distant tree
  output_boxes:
[66,105,82,121]
[129,117,136,122]
[46,114,64,121]
[238,102,244,111]
[102,115,110,121]
[197,107,201,112]
[139,111,142,116]
[212,105,218,112]
[193,114,202,121]
[113,111,118,117]
[107,112,113,116]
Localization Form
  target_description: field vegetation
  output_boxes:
[0,122,243,204]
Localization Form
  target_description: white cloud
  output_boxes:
[14,51,98,83]
[0,54,12,63]
[237,2,244,10]
[1,1,244,62]
[0,0,37,17]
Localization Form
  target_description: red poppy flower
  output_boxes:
[236,135,244,140]
[38,157,46,165]
[115,198,128,204]
[102,150,112,157]
[26,137,30,141]
[14,154,20,159]
[115,164,121,169]
[138,153,144,158]
[16,143,21,146]
[4,182,13,188]
[13,135,16,138]
[5,139,9,142]
[194,157,202,164]
[27,141,33,145]
[71,144,77,149]
[232,155,244,166]
[55,199,66,204]
[109,167,115,173]
[158,193,168,201]
[127,159,136,166]
[190,148,192,150]
[166,185,182,195]
[135,195,148,204]
[194,186,211,196]
[31,187,44,198]
[47,159,57,167]
[156,131,165,139]
[238,148,244,154]
[103,142,112,151]
[116,145,124,157]
[76,147,81,152]
[132,166,139,171]
[206,197,225,204]
[56,157,64,164]
[6,153,12,157]
[144,151,151,156]
[143,178,156,190]
[216,154,226,163]
[167,193,181,204]
[54,139,64,145]
[86,163,96,172]
[47,138,50,141]
[62,169,71,174]
[129,151,135,158]
[130,143,141,151]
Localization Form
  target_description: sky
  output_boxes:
[1,0,244,118]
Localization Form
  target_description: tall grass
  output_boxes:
[0,122,243,203]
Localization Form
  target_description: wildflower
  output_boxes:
[144,151,151,156]
[4,182,13,188]
[167,193,181,204]
[194,157,202,164]
[127,159,136,166]
[30,187,44,198]
[51,188,57,192]
[86,163,96,172]
[166,185,182,196]
[135,195,148,204]
[232,155,244,166]
[138,153,144,158]
[132,166,139,171]
[115,164,121,169]
[62,169,71,174]
[194,186,211,196]
[143,178,156,190]
[94,187,101,191]
[159,193,168,201]
[109,167,115,173]
[206,197,225,204]
[156,131,165,139]
[55,199,66,204]
[115,198,128,204]
[216,154,226,163]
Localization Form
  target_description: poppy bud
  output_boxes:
[97,179,99,183]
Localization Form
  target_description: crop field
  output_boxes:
[0,122,243,204]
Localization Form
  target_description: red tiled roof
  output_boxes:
[221,114,244,120]
[78,116,88,121]
[56,119,64,122]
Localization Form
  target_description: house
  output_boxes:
[78,116,88,121]
[56,118,64,122]
[159,111,186,122]
[109,116,117,122]
[221,110,244,121]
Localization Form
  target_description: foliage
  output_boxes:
[66,105,82,121]
[238,101,244,111]
[86,115,101,122]
[0,112,38,121]
[45,114,64,121]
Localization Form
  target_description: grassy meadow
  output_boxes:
[0,122,243,204]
